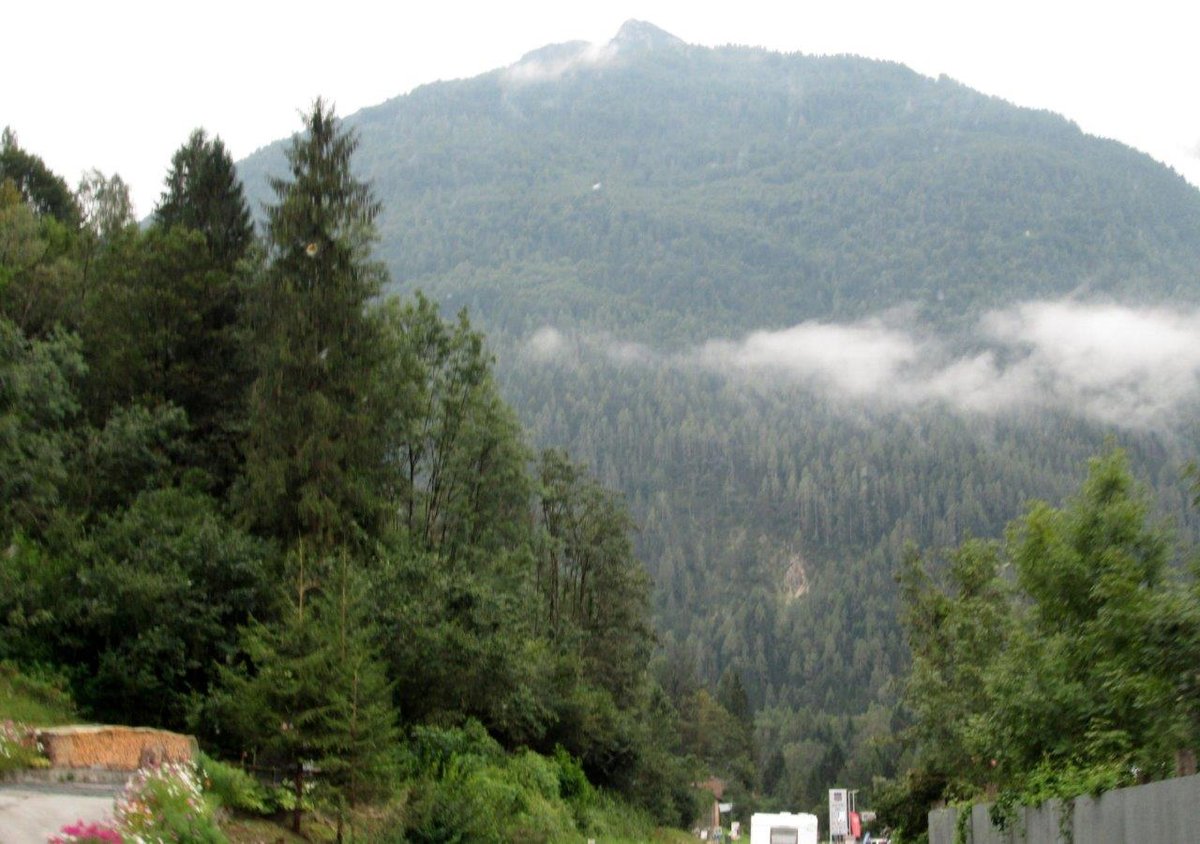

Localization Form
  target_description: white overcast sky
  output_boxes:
[5,0,1199,217]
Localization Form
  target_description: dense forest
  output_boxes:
[235,20,1200,825]
[7,19,1200,842]
[0,112,743,840]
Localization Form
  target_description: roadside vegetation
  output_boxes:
[0,107,725,840]
[877,451,1200,840]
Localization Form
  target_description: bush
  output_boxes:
[115,761,226,843]
[196,752,270,815]
[0,660,76,724]
[0,718,45,774]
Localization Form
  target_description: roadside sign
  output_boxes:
[829,789,848,836]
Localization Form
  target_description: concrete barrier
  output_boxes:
[929,773,1200,843]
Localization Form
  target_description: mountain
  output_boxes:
[238,23,1200,808]
[239,22,1200,342]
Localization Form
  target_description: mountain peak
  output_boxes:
[611,20,684,50]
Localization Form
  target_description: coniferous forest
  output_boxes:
[6,22,1200,843]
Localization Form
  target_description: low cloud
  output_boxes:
[697,319,920,397]
[504,42,617,85]
[526,326,568,360]
[976,301,1200,425]
[522,326,652,368]
[523,300,1200,429]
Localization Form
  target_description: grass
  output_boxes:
[0,661,77,725]
[221,816,695,844]
[220,817,314,844]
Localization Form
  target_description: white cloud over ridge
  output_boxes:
[504,42,618,84]
[524,300,1200,429]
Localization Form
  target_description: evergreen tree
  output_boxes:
[237,99,390,552]
[310,556,399,842]
[0,128,81,226]
[213,544,329,834]
[213,545,396,838]
[154,129,254,270]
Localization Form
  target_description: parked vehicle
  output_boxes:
[749,812,818,844]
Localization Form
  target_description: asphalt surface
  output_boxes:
[0,781,120,844]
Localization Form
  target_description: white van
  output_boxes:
[749,812,819,844]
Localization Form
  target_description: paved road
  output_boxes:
[0,782,120,844]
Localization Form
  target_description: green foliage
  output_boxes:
[988,759,1132,836]
[78,222,251,492]
[400,726,671,844]
[114,761,227,843]
[0,316,83,538]
[385,293,532,564]
[211,548,398,832]
[873,768,946,843]
[899,538,1009,785]
[237,99,391,552]
[536,448,653,708]
[76,170,134,243]
[0,718,48,775]
[197,752,271,815]
[155,128,254,270]
[0,662,76,725]
[70,487,270,728]
[307,557,402,818]
[0,192,83,336]
[899,450,1195,816]
[0,127,81,226]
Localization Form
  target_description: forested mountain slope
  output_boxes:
[240,21,1200,340]
[238,21,1200,811]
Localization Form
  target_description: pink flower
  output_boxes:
[47,818,123,843]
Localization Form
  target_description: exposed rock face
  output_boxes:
[612,19,685,50]
[784,555,810,601]
[36,726,196,772]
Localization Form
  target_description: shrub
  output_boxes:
[0,661,76,725]
[0,719,44,774]
[196,752,269,815]
[115,761,226,843]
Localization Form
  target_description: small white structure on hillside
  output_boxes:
[749,812,818,844]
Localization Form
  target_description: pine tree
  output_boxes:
[139,130,255,492]
[214,546,396,838]
[310,556,399,842]
[237,99,390,552]
[214,544,330,835]
[154,128,253,270]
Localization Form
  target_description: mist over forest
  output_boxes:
[5,19,1200,842]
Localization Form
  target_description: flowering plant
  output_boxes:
[0,719,45,773]
[113,761,225,843]
[48,819,124,843]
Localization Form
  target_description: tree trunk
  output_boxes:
[292,765,304,834]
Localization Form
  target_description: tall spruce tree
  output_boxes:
[237,100,389,552]
[136,129,256,492]
[154,129,253,270]
[214,546,396,838]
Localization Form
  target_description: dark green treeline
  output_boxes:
[0,111,753,837]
